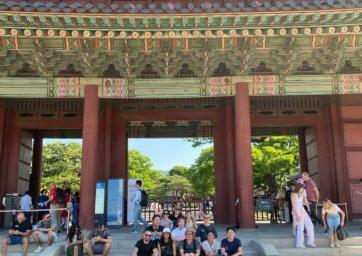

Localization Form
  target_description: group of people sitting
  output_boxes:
[0,212,57,256]
[132,211,242,256]
[0,211,112,256]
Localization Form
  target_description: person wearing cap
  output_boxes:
[179,229,201,256]
[132,230,159,256]
[291,183,316,249]
[84,224,112,256]
[158,228,176,256]
[145,215,164,243]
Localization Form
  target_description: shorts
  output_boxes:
[9,235,23,245]
[38,232,57,242]
[92,243,105,254]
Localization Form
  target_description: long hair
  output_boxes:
[292,183,304,194]
[67,223,82,243]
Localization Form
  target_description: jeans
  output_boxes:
[309,202,320,224]
[131,203,146,231]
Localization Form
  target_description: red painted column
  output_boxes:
[111,113,127,179]
[328,103,348,204]
[29,134,43,199]
[213,115,227,224]
[4,111,20,194]
[224,103,237,224]
[234,82,255,228]
[0,101,7,201]
[103,103,113,179]
[79,85,99,229]
[298,128,308,173]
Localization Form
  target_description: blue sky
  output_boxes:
[44,138,212,172]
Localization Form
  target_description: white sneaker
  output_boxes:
[335,242,341,248]
[34,246,43,253]
[306,243,317,248]
[330,242,335,248]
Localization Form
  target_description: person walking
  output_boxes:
[302,172,320,223]
[322,199,346,248]
[130,180,148,233]
[291,183,316,249]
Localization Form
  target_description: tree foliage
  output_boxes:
[252,136,300,192]
[41,142,82,192]
[188,147,215,197]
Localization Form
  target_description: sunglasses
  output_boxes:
[204,216,210,219]
[45,216,51,219]
[144,234,152,237]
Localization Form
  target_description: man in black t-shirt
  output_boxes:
[196,214,217,242]
[144,215,164,243]
[132,230,158,256]
[1,212,32,256]
[220,227,242,256]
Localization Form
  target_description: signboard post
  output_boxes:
[95,181,106,226]
[106,179,124,227]
[127,179,139,225]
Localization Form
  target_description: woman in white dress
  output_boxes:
[291,183,316,248]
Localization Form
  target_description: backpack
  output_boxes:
[56,188,65,204]
[140,189,148,207]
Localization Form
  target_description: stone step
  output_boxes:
[266,236,362,249]
[278,246,362,256]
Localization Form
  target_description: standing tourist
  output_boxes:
[220,227,243,256]
[132,230,158,256]
[19,191,33,223]
[196,214,217,243]
[61,189,72,231]
[37,189,49,221]
[0,212,32,256]
[130,180,148,234]
[291,183,316,248]
[322,199,346,248]
[158,228,175,256]
[302,172,320,223]
[44,183,61,233]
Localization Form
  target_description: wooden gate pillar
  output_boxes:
[29,134,43,199]
[234,83,255,228]
[79,85,99,229]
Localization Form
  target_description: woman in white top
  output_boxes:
[291,183,316,249]
[322,199,345,248]
[201,231,220,256]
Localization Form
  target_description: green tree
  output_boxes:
[252,136,300,192]
[128,149,164,199]
[41,142,82,192]
[188,146,215,197]
[169,165,190,177]
[154,175,193,200]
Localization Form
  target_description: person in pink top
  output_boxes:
[302,172,320,224]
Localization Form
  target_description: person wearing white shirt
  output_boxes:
[19,191,33,222]
[171,217,187,255]
[130,180,147,233]
[201,231,220,256]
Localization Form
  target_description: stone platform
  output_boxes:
[1,223,362,256]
